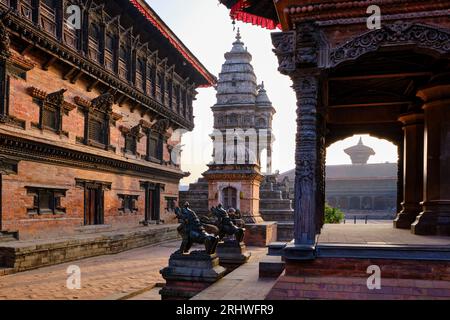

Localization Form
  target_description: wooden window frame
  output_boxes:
[118,194,139,214]
[26,186,67,215]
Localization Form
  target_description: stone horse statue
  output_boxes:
[211,204,245,243]
[175,202,219,255]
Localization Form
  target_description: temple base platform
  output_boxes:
[159,251,226,300]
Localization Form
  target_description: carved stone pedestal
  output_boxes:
[217,240,251,272]
[159,251,226,300]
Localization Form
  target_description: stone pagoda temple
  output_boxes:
[180,30,285,245]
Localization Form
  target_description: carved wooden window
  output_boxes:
[26,187,67,215]
[63,1,80,49]
[182,90,187,117]
[40,0,57,36]
[104,33,116,71]
[168,79,173,108]
[147,65,156,97]
[119,44,128,80]
[19,0,33,21]
[165,197,177,212]
[124,134,137,154]
[89,23,101,63]
[42,104,58,130]
[174,85,180,113]
[118,194,139,214]
[31,89,70,134]
[88,113,108,146]
[156,73,162,102]
[136,58,146,92]
[147,132,163,162]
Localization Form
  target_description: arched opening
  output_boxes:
[326,135,398,222]
[222,187,237,210]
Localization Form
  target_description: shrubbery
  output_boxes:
[324,203,345,224]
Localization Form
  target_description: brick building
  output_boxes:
[279,138,398,220]
[0,0,214,240]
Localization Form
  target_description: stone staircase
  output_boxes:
[268,275,450,300]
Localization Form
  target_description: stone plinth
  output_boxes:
[244,222,277,247]
[259,174,294,241]
[159,250,226,300]
[217,240,251,272]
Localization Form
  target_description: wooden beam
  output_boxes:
[329,101,410,109]
[329,72,432,82]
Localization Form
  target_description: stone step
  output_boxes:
[74,224,113,234]
[259,255,285,278]
[268,276,450,300]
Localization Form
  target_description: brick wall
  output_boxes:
[2,161,179,239]
[1,48,185,239]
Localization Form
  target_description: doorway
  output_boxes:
[85,186,104,225]
[141,182,163,223]
[222,187,237,210]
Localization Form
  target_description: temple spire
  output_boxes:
[344,138,375,165]
[236,27,241,42]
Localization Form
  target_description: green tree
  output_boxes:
[324,203,345,224]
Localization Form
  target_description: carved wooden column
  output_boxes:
[272,23,325,257]
[0,9,11,121]
[412,76,450,235]
[394,108,424,229]
[291,73,322,246]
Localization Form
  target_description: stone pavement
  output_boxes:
[318,223,450,245]
[191,247,277,300]
[0,240,181,300]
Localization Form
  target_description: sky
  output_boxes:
[148,0,399,185]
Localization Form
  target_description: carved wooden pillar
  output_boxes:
[412,77,450,235]
[272,23,326,255]
[0,10,11,121]
[291,73,322,245]
[394,110,424,229]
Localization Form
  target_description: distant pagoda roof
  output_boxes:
[344,138,376,165]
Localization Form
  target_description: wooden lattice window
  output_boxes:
[26,187,67,215]
[124,134,137,154]
[31,89,70,134]
[42,105,58,130]
[147,132,163,162]
[165,197,177,212]
[88,113,107,146]
[118,194,139,214]
[104,33,116,71]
